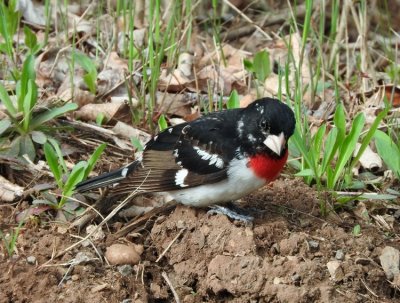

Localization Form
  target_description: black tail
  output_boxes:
[75,161,140,193]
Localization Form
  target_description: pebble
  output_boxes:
[273,277,284,285]
[308,240,319,251]
[291,273,301,286]
[26,255,36,264]
[355,257,370,265]
[326,260,344,281]
[335,250,345,261]
[71,274,79,281]
[118,264,133,276]
[86,225,106,241]
[379,246,400,280]
[105,244,143,265]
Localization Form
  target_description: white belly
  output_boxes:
[168,158,266,207]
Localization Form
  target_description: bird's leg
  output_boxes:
[207,201,254,223]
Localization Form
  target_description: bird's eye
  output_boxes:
[260,119,268,129]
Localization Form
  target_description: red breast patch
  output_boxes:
[248,150,288,182]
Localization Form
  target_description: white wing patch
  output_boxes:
[248,134,257,143]
[175,169,189,187]
[193,147,224,169]
[237,119,244,137]
[121,167,129,177]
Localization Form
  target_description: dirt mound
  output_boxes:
[1,179,399,302]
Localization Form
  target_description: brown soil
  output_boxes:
[1,179,399,303]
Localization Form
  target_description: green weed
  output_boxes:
[0,55,77,161]
[43,139,106,210]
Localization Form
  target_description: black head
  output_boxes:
[237,97,296,157]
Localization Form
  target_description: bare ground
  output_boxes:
[1,178,399,303]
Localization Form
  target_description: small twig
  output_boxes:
[156,228,186,263]
[162,271,180,303]
[222,0,272,40]
[360,278,379,298]
[56,190,140,258]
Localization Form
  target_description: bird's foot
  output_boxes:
[207,204,254,223]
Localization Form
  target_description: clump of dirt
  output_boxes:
[1,179,399,302]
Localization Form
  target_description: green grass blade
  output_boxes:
[48,138,68,174]
[62,162,87,199]
[321,127,338,174]
[19,55,36,112]
[83,143,106,180]
[30,103,78,130]
[330,113,365,188]
[227,90,239,109]
[158,114,168,131]
[44,142,62,186]
[350,106,389,169]
[22,80,34,132]
[374,130,400,178]
[0,83,17,117]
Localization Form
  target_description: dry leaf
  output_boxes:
[16,0,46,26]
[112,121,151,145]
[0,175,24,202]
[75,102,126,122]
[354,143,382,171]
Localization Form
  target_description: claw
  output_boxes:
[207,205,254,223]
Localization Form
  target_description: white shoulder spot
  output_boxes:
[153,135,158,141]
[121,167,129,177]
[175,169,189,187]
[237,119,244,137]
[168,128,173,133]
[248,134,257,143]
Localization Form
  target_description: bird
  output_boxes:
[75,97,295,217]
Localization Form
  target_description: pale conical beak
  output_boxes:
[263,132,285,156]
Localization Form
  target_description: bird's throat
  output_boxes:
[248,150,288,182]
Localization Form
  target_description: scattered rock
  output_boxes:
[86,225,105,241]
[118,264,133,276]
[291,273,301,286]
[273,277,284,285]
[105,244,143,265]
[355,257,370,265]
[335,250,344,261]
[327,261,344,281]
[26,256,36,265]
[308,240,319,252]
[379,246,400,280]
[71,274,79,281]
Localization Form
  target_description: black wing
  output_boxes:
[108,109,243,195]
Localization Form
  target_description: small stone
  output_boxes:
[86,224,105,241]
[176,220,185,229]
[335,250,345,261]
[379,246,400,280]
[355,257,370,265]
[270,243,280,255]
[327,260,344,281]
[291,273,301,286]
[71,274,79,281]
[118,264,133,276]
[26,255,36,264]
[273,277,284,285]
[308,240,319,251]
[105,244,142,265]
[121,299,132,303]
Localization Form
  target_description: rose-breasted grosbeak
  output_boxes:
[76,97,295,209]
